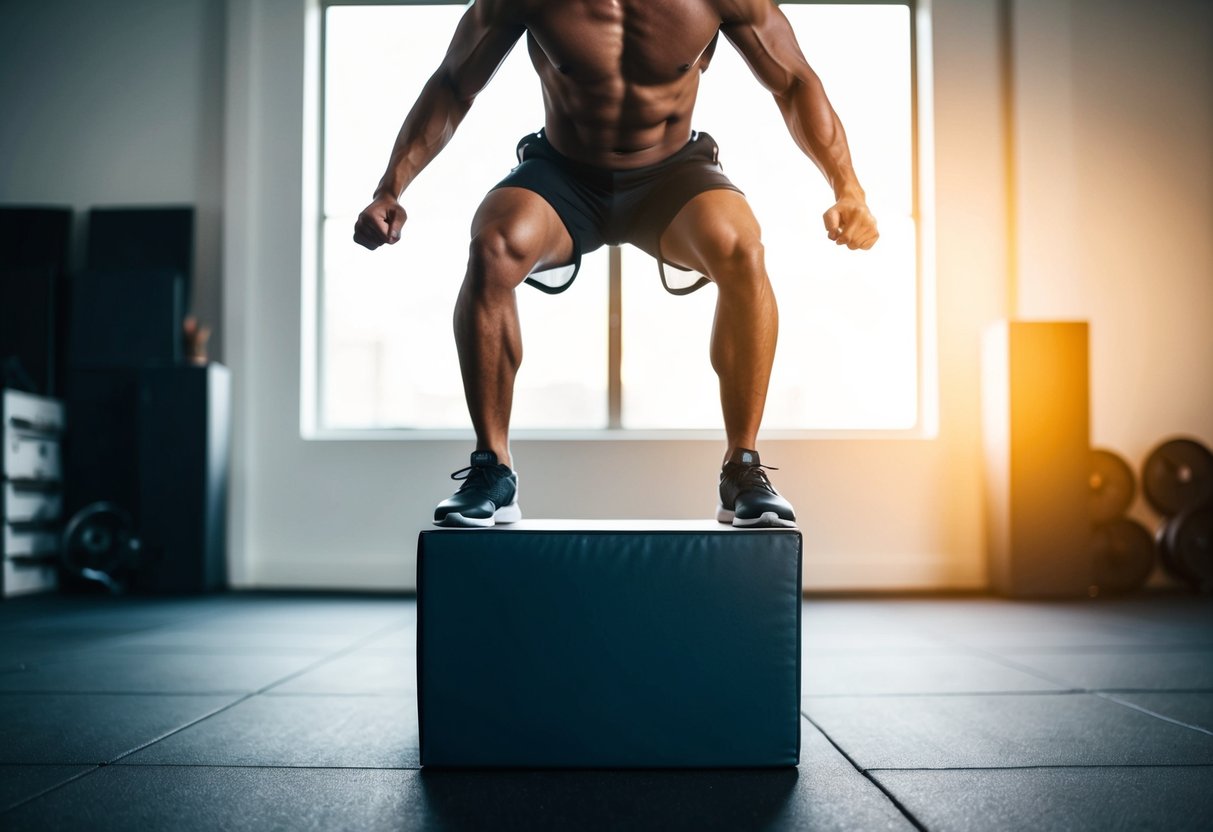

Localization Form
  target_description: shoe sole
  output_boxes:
[434,503,522,528]
[716,506,797,528]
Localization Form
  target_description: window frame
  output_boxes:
[309,0,935,441]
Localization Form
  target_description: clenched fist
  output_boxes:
[353,194,408,251]
[823,197,879,251]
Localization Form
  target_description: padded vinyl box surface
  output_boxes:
[417,520,802,768]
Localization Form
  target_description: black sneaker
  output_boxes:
[717,448,797,528]
[433,450,521,527]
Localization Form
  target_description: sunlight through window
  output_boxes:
[320,3,918,431]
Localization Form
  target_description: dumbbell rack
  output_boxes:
[2,389,65,597]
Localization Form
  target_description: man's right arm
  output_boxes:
[354,1,525,250]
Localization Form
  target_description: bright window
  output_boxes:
[319,2,920,431]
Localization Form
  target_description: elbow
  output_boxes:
[435,67,478,108]
[771,77,805,114]
[774,68,820,103]
[773,75,801,103]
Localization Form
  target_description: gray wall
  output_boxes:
[1,0,1209,588]
[0,0,226,359]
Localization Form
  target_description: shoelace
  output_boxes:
[727,462,780,493]
[450,464,497,493]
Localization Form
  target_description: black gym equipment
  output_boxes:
[1142,437,1213,517]
[1089,448,1135,524]
[61,502,143,593]
[0,206,73,396]
[982,321,1091,597]
[1089,518,1154,595]
[1156,506,1213,591]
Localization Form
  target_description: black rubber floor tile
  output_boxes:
[98,628,361,655]
[870,766,1213,832]
[267,653,416,695]
[3,601,213,636]
[1108,692,1213,732]
[352,626,417,655]
[175,601,410,637]
[1092,597,1213,633]
[358,719,910,832]
[803,652,1064,696]
[0,765,92,812]
[113,716,911,830]
[802,632,951,653]
[1002,650,1213,691]
[0,633,118,670]
[120,694,420,768]
[0,693,238,764]
[877,599,1195,649]
[0,766,423,832]
[803,693,1213,768]
[0,652,317,694]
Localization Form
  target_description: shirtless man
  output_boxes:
[353,0,878,528]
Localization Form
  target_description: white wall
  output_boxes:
[0,0,226,358]
[1011,0,1213,568]
[6,0,1207,590]
[223,0,1006,591]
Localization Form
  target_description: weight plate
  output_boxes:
[1164,506,1213,590]
[61,501,139,592]
[1089,448,1135,522]
[1142,437,1213,516]
[1090,518,1154,594]
[1155,520,1194,584]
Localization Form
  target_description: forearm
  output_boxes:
[776,74,864,201]
[373,71,473,199]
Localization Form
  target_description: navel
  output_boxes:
[557,63,571,75]
[678,62,691,73]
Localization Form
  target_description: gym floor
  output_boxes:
[1,592,1211,831]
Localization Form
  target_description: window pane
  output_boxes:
[321,3,918,432]
[322,5,608,429]
[621,4,918,430]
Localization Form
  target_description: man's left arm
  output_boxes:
[719,0,878,250]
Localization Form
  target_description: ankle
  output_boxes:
[477,446,512,469]
[723,445,759,467]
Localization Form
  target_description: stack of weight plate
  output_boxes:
[1143,437,1213,592]
[1087,448,1154,595]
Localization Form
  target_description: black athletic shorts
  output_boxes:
[490,128,743,295]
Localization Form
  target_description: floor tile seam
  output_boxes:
[922,635,1099,690]
[801,689,1083,699]
[94,624,413,766]
[802,687,1213,701]
[868,771,1213,776]
[0,766,101,816]
[1095,692,1213,737]
[250,619,416,696]
[259,691,416,698]
[799,711,927,832]
[0,690,261,697]
[988,646,1213,656]
[108,762,423,771]
[1095,687,1213,694]
[103,694,259,767]
[58,646,356,655]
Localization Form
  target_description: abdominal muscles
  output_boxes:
[524,15,715,168]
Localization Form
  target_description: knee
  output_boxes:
[465,223,539,294]
[701,231,766,292]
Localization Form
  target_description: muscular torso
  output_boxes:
[522,0,725,169]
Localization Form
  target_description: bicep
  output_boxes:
[439,0,526,101]
[719,0,817,97]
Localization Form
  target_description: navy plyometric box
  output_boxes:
[416,520,802,768]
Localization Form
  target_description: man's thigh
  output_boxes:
[471,186,576,275]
